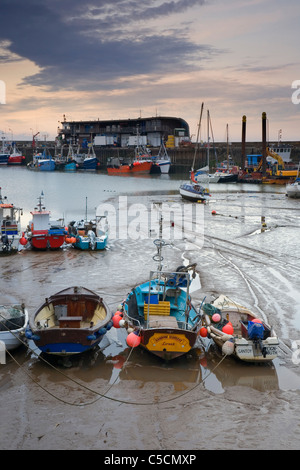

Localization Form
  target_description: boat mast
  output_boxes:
[226,123,229,170]
[192,103,204,171]
[207,109,210,169]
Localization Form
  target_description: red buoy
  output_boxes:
[126,332,141,347]
[112,314,122,328]
[199,327,208,338]
[222,322,234,335]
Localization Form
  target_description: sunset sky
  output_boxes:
[0,0,299,144]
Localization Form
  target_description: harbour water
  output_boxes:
[1,166,300,450]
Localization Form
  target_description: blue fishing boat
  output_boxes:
[116,211,202,361]
[67,215,108,250]
[0,135,9,165]
[27,150,56,171]
[25,286,113,356]
[74,144,98,170]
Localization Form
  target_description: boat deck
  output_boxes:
[148,315,178,328]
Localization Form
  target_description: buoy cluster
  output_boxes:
[112,308,141,348]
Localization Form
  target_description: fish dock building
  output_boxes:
[56,115,190,148]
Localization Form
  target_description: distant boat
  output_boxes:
[0,136,9,165]
[23,193,66,250]
[25,286,113,356]
[286,162,300,198]
[74,144,99,170]
[179,181,211,202]
[0,303,28,351]
[27,150,56,171]
[8,143,25,165]
[0,187,23,253]
[286,178,300,198]
[54,144,77,171]
[151,142,171,174]
[193,109,220,183]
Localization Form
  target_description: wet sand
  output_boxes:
[1,191,300,450]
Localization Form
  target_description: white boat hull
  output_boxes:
[180,184,210,202]
[158,161,171,174]
[202,295,279,363]
[0,307,28,350]
[286,182,300,198]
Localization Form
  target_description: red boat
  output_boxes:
[7,144,25,165]
[107,159,152,175]
[24,193,66,250]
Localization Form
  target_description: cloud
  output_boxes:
[0,0,217,91]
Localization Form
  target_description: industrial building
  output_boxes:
[56,115,190,148]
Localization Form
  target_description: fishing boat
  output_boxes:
[0,187,23,253]
[107,155,152,175]
[23,193,66,250]
[73,144,99,170]
[116,210,202,361]
[151,142,171,174]
[119,261,202,361]
[0,135,9,165]
[27,150,56,171]
[66,198,108,250]
[179,181,210,202]
[54,144,77,171]
[25,286,113,355]
[201,295,279,362]
[7,143,25,165]
[0,304,28,351]
[67,216,108,250]
[286,163,300,198]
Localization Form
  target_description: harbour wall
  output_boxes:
[15,141,300,171]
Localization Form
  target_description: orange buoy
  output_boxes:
[212,210,217,215]
[222,322,234,335]
[126,332,141,347]
[199,327,208,337]
[252,318,263,323]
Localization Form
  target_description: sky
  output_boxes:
[0,0,300,144]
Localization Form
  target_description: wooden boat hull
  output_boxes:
[139,327,198,361]
[26,286,113,355]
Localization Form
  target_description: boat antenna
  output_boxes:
[192,102,204,172]
[85,196,88,221]
[152,202,166,272]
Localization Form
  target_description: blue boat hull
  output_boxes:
[74,234,108,250]
[83,157,98,170]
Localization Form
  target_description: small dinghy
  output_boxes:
[0,304,28,351]
[201,295,279,362]
[26,286,113,355]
